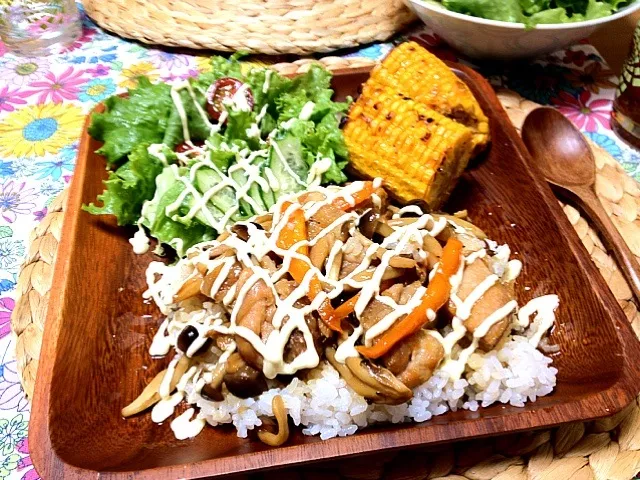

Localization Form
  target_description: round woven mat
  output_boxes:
[11,59,640,479]
[82,0,415,55]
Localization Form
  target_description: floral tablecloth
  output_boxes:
[0,6,639,479]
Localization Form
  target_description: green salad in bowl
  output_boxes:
[434,0,634,25]
[405,0,640,58]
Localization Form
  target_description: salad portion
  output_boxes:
[85,55,350,256]
[430,0,633,25]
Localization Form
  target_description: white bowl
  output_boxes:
[403,0,640,59]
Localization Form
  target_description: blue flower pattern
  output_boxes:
[584,132,623,159]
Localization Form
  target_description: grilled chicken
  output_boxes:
[451,258,514,350]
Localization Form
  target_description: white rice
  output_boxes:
[181,332,557,440]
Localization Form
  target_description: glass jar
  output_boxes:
[0,0,82,56]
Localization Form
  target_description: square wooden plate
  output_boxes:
[29,63,640,479]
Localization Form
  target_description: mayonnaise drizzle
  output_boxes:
[171,408,206,440]
[130,225,150,255]
[152,391,184,423]
[335,326,363,363]
[517,294,559,347]
[146,181,559,394]
[298,101,315,120]
[263,69,272,93]
[149,318,172,356]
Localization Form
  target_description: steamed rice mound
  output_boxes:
[176,325,557,440]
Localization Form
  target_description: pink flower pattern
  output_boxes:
[0,181,37,223]
[86,64,110,76]
[0,298,15,339]
[552,90,612,132]
[25,67,88,104]
[16,438,40,480]
[0,86,29,113]
[60,26,97,53]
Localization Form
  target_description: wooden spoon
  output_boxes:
[522,107,640,304]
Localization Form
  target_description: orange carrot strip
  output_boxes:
[356,238,463,359]
[332,181,375,211]
[333,293,360,321]
[317,292,361,332]
[277,201,342,332]
[317,299,342,332]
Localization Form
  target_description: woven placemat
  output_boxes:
[82,0,415,55]
[11,59,640,479]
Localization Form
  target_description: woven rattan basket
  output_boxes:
[82,0,416,55]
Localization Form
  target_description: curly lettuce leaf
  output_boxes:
[245,68,293,115]
[162,87,211,147]
[439,0,627,24]
[276,65,349,121]
[519,0,551,14]
[89,78,174,165]
[443,0,525,22]
[287,114,349,184]
[83,144,164,225]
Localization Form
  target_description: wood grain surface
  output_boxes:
[28,65,640,479]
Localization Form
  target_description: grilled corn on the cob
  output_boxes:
[343,42,489,210]
[344,84,474,208]
[369,41,490,153]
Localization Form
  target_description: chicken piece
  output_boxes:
[309,222,349,270]
[274,279,297,299]
[399,281,421,305]
[359,283,403,332]
[382,282,425,375]
[340,234,374,279]
[212,261,243,304]
[235,274,277,370]
[395,331,444,389]
[283,314,322,364]
[451,258,514,350]
[308,203,349,271]
[307,203,347,238]
[259,255,278,275]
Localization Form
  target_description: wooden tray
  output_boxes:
[29,64,640,479]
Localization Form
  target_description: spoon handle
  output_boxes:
[566,184,640,304]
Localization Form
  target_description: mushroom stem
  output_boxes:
[345,356,413,405]
[257,395,290,447]
[173,274,202,302]
[326,348,381,400]
[432,214,487,240]
[121,356,190,417]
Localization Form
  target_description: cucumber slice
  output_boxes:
[193,167,242,225]
[268,134,309,199]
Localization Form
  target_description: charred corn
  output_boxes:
[368,41,490,153]
[344,84,474,209]
[343,42,490,209]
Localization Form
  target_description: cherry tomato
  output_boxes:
[174,141,203,154]
[205,77,254,120]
